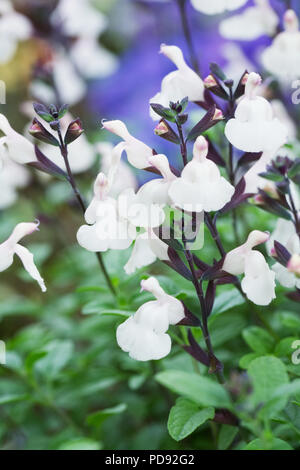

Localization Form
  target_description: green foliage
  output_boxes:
[167,398,214,441]
[1,80,300,452]
[156,371,232,408]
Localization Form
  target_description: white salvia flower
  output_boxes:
[51,0,107,39]
[116,277,185,361]
[268,219,300,289]
[225,72,288,152]
[0,0,32,65]
[242,99,295,194]
[190,0,247,15]
[0,222,46,292]
[77,173,136,252]
[102,120,153,170]
[219,0,278,41]
[168,136,234,212]
[0,139,30,209]
[262,10,300,82]
[0,113,36,164]
[223,230,276,305]
[124,229,169,275]
[30,51,86,107]
[98,142,138,197]
[70,38,118,80]
[149,44,204,121]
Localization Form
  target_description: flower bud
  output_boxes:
[241,72,249,86]
[204,74,218,89]
[253,194,264,205]
[154,121,168,136]
[284,9,299,32]
[29,118,59,146]
[64,118,84,145]
[213,108,224,121]
[154,120,180,145]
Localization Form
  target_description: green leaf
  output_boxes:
[35,340,74,379]
[284,401,300,431]
[242,326,275,354]
[150,103,177,122]
[210,62,227,81]
[287,158,300,179]
[275,337,299,358]
[156,370,231,409]
[218,424,238,450]
[168,398,214,441]
[82,302,133,317]
[211,289,245,316]
[0,394,29,405]
[208,312,248,347]
[239,353,261,369]
[25,350,48,375]
[269,380,300,403]
[248,356,289,418]
[86,403,127,427]
[58,438,102,450]
[279,312,300,331]
[244,438,293,450]
[33,102,54,123]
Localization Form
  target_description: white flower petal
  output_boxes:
[223,230,270,275]
[169,137,234,212]
[261,10,300,81]
[102,120,153,169]
[150,45,204,120]
[191,0,247,15]
[71,38,118,79]
[124,233,157,274]
[272,262,297,289]
[14,244,46,292]
[241,250,276,305]
[225,73,288,152]
[98,142,137,197]
[0,222,46,291]
[116,317,171,362]
[220,0,278,40]
[0,114,36,164]
[51,0,107,38]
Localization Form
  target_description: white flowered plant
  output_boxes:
[117,277,185,361]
